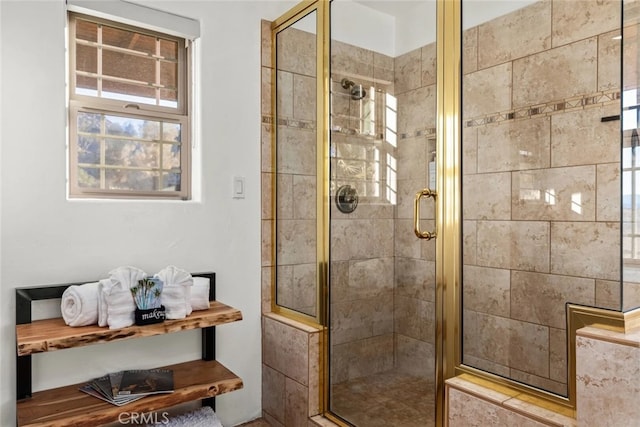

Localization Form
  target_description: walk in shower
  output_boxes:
[266,0,640,426]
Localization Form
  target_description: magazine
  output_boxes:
[79,369,173,406]
[116,369,174,397]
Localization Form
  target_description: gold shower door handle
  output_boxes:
[414,189,437,240]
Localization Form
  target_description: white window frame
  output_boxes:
[68,12,192,200]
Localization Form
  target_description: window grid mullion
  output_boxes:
[97,24,103,97]
[100,114,106,189]
[155,38,161,107]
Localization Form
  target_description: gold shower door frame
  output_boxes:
[270,0,631,425]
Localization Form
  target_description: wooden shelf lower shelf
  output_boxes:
[17,359,243,427]
[17,301,242,356]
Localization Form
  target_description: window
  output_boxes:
[68,13,191,199]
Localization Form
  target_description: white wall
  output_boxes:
[0,1,295,425]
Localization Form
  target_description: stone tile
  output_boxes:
[508,319,550,378]
[277,25,316,76]
[622,280,640,311]
[549,327,567,383]
[262,172,273,220]
[576,333,640,425]
[285,378,308,426]
[477,116,551,173]
[331,292,394,345]
[513,38,598,108]
[462,265,510,317]
[293,174,316,220]
[477,0,551,69]
[421,42,436,87]
[395,257,436,302]
[503,396,575,425]
[623,23,639,89]
[397,136,428,180]
[463,220,477,265]
[550,221,620,280]
[330,334,394,383]
[276,173,293,220]
[598,30,621,91]
[463,311,511,366]
[397,85,436,134]
[262,124,273,173]
[331,39,373,80]
[462,26,477,75]
[294,74,316,121]
[263,411,284,427]
[595,279,621,310]
[463,62,512,119]
[394,218,423,259]
[395,296,435,342]
[330,257,394,302]
[276,126,316,175]
[276,70,293,118]
[512,166,596,221]
[276,219,316,265]
[395,334,435,379]
[597,163,620,222]
[476,221,550,272]
[462,354,510,378]
[262,266,273,314]
[262,364,285,423]
[447,386,549,427]
[511,271,595,329]
[551,104,619,167]
[263,316,310,386]
[463,172,511,220]
[552,0,620,47]
[331,218,394,261]
[262,67,272,116]
[373,51,394,84]
[261,20,272,69]
[308,331,321,416]
[262,219,273,267]
[395,47,422,94]
[397,178,429,220]
[462,126,477,175]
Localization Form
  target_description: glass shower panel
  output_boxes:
[622,0,640,311]
[461,0,622,397]
[275,11,318,318]
[328,1,437,425]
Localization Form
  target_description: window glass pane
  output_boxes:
[102,80,156,104]
[106,169,159,191]
[77,112,101,133]
[78,167,100,188]
[76,76,98,94]
[160,61,177,88]
[76,45,97,73]
[162,172,181,190]
[78,136,100,164]
[102,25,155,56]
[162,144,181,169]
[160,39,177,60]
[105,115,160,140]
[76,20,97,42]
[162,122,181,142]
[103,50,155,83]
[105,139,159,168]
[159,89,177,107]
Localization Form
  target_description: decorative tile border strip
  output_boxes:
[261,115,316,131]
[464,89,620,128]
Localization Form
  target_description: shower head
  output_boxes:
[340,78,367,101]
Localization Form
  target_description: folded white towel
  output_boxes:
[154,266,193,319]
[61,282,100,327]
[105,266,147,329]
[191,277,211,311]
[97,278,110,327]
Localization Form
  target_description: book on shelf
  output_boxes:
[79,369,174,406]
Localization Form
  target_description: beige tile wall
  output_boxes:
[461,0,622,396]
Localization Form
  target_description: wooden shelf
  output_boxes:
[17,302,242,356]
[17,359,243,427]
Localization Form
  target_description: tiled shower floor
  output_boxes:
[330,370,435,427]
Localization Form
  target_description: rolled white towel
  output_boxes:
[105,266,147,329]
[97,279,110,327]
[61,282,100,327]
[154,266,193,319]
[191,277,211,311]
